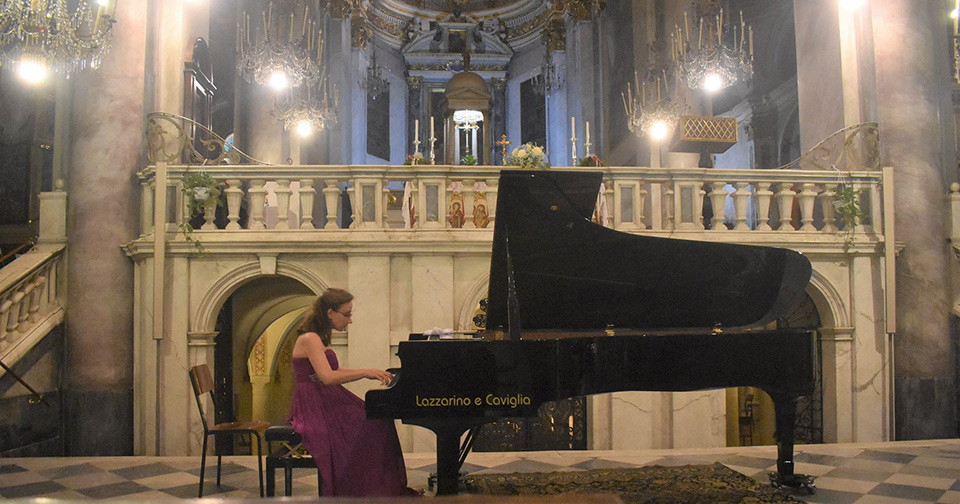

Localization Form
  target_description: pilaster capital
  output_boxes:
[187,331,218,347]
[407,75,424,89]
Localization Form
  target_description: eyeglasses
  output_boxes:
[333,309,352,319]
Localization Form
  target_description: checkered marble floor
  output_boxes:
[2,439,960,502]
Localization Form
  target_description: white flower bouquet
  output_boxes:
[508,142,550,170]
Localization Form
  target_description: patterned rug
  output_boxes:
[463,463,807,504]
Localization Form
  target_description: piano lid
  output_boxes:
[486,170,812,333]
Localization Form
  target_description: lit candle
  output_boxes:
[749,26,753,57]
[415,119,419,143]
[585,122,590,145]
[684,11,689,41]
[718,8,723,46]
[698,17,703,50]
[302,5,308,38]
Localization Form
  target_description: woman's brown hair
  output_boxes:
[298,288,353,346]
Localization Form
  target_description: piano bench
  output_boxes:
[265,424,321,497]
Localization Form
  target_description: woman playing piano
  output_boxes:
[288,288,420,497]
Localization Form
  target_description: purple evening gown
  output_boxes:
[288,352,411,496]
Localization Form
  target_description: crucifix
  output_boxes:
[496,134,512,165]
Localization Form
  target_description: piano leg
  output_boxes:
[770,396,816,494]
[430,422,473,495]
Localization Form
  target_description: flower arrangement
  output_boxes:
[180,171,224,253]
[460,154,478,165]
[182,172,223,215]
[578,155,604,167]
[404,151,428,165]
[508,142,550,170]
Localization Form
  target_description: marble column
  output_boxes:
[407,76,423,157]
[64,1,148,455]
[871,0,956,439]
[490,78,507,165]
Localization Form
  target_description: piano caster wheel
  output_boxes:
[769,472,816,495]
[427,472,467,492]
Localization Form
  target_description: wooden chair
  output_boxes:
[738,394,757,446]
[189,364,269,498]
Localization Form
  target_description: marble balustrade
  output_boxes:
[140,164,886,239]
[0,247,64,359]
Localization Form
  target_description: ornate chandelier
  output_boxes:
[273,70,338,136]
[237,1,322,90]
[673,4,753,92]
[623,69,684,141]
[532,20,564,96]
[532,49,563,96]
[0,0,117,84]
[358,36,389,99]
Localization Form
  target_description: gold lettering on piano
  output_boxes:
[415,395,474,407]
[414,393,531,409]
[485,393,531,409]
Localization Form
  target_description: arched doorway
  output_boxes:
[735,292,823,446]
[211,276,314,453]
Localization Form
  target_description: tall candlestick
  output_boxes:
[430,117,436,164]
[584,121,592,158]
[570,119,578,165]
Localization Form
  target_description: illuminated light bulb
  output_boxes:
[269,71,289,90]
[97,0,109,5]
[703,73,724,93]
[18,56,48,85]
[296,120,313,137]
[952,8,958,19]
[649,121,671,141]
[839,0,864,11]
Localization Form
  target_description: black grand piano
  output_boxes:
[366,170,817,494]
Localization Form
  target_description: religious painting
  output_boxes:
[448,29,466,54]
[448,188,465,228]
[473,190,490,229]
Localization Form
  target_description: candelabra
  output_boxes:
[532,49,563,96]
[358,37,390,99]
[622,69,684,141]
[237,1,323,90]
[272,72,338,136]
[0,0,118,83]
[673,5,753,92]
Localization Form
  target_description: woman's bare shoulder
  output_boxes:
[292,332,325,357]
